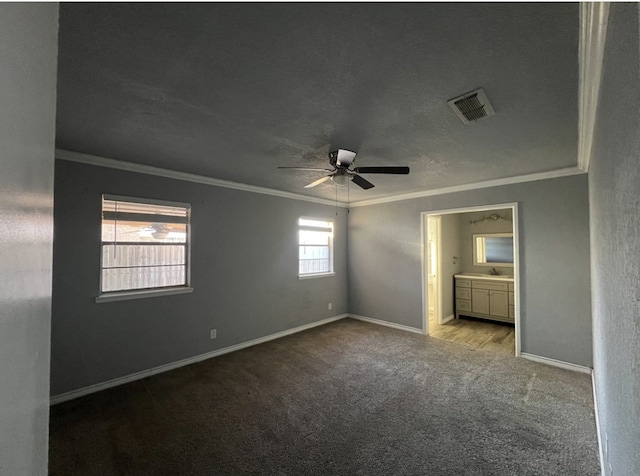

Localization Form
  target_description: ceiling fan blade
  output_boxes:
[336,149,357,167]
[277,166,332,171]
[353,166,410,174]
[304,175,332,188]
[351,174,375,190]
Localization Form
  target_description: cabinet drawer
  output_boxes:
[456,279,471,288]
[471,281,508,292]
[508,283,515,292]
[456,287,471,300]
[456,299,471,312]
[508,292,515,305]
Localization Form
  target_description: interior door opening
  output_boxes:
[426,215,442,334]
[423,204,520,357]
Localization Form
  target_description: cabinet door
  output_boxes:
[471,289,490,314]
[489,290,509,318]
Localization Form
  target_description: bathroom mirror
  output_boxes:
[473,233,514,267]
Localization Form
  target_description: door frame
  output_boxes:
[421,202,521,357]
[426,215,442,329]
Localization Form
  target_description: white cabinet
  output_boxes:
[471,288,490,314]
[488,290,509,318]
[455,276,514,324]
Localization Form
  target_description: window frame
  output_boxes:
[96,194,193,303]
[298,217,335,279]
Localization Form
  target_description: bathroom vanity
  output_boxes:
[454,273,515,324]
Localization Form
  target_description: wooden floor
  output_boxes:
[428,314,515,355]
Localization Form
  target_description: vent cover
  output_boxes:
[447,88,495,124]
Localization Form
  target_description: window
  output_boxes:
[98,195,191,300]
[298,218,334,277]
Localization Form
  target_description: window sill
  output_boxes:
[298,272,335,280]
[95,286,194,303]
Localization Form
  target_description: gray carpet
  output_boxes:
[49,318,599,475]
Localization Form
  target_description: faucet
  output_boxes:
[490,267,500,275]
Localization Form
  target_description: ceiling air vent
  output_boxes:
[447,88,495,124]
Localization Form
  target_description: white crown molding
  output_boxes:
[55,148,349,208]
[349,166,585,208]
[520,352,592,374]
[578,2,610,173]
[50,314,349,405]
[57,150,586,210]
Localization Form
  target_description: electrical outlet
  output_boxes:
[210,329,217,339]
[328,303,332,310]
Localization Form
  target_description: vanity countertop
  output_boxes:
[455,273,514,282]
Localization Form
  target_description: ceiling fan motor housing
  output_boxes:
[329,149,357,168]
[329,150,338,166]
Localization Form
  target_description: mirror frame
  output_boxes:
[473,233,514,267]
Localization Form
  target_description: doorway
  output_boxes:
[426,215,442,331]
[422,203,521,356]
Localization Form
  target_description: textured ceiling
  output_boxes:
[56,3,580,202]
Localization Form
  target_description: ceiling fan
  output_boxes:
[278,149,410,190]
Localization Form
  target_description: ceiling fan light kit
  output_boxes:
[279,148,410,191]
[330,174,349,186]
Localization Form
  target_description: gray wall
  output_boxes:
[439,214,463,318]
[0,4,58,474]
[51,160,348,396]
[589,3,640,475]
[348,174,592,367]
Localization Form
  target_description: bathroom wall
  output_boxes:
[439,214,464,319]
[459,208,514,275]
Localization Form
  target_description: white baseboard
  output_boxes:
[50,314,349,405]
[440,314,455,324]
[349,314,425,335]
[592,370,606,476]
[520,352,593,374]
